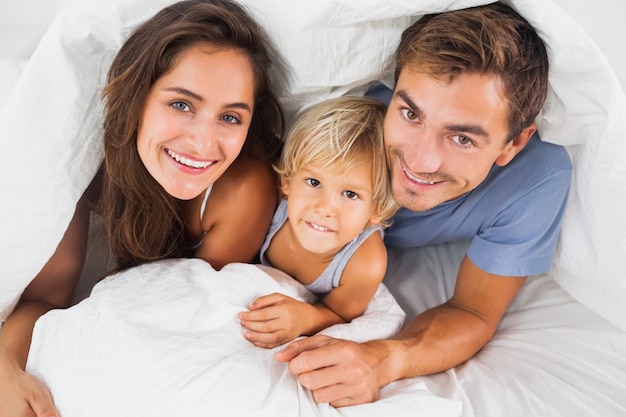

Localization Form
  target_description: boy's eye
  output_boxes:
[343,190,359,200]
[305,178,321,187]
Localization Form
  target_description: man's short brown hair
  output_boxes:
[395,2,549,141]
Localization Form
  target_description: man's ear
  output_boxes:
[495,123,537,167]
[279,175,290,196]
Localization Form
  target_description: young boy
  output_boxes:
[238,96,398,348]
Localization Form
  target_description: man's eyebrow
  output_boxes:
[162,86,252,113]
[442,123,491,140]
[395,88,491,141]
[395,89,425,120]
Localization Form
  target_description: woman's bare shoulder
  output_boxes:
[213,154,277,196]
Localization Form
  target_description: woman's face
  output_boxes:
[137,43,255,200]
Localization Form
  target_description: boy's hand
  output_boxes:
[238,293,312,349]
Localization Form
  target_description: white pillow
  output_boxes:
[1,0,625,331]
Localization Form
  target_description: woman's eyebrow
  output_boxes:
[163,86,203,102]
[225,102,253,113]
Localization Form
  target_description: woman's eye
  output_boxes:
[401,108,419,122]
[171,101,190,112]
[451,134,473,146]
[222,114,241,125]
[343,190,359,200]
[305,178,321,188]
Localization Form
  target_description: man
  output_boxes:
[275,2,572,407]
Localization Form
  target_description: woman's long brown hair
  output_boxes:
[99,0,286,270]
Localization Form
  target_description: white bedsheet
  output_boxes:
[384,242,626,417]
[26,260,461,417]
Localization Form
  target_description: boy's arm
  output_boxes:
[240,233,387,349]
[319,231,387,322]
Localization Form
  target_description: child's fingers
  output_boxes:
[240,315,281,333]
[248,293,289,310]
[244,329,288,349]
[238,304,281,323]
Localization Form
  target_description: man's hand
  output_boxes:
[272,257,528,408]
[275,334,388,407]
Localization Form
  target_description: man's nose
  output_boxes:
[404,131,443,174]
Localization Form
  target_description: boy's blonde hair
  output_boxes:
[276,96,398,227]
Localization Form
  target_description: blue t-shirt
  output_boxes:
[384,133,572,277]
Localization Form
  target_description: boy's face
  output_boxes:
[384,69,527,212]
[281,161,381,257]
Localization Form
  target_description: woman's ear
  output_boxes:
[495,123,537,167]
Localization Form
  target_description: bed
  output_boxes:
[1,0,625,416]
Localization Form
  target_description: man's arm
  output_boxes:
[275,255,527,407]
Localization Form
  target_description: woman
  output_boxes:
[0,1,286,415]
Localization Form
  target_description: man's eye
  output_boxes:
[343,190,359,200]
[305,178,321,187]
[452,135,473,146]
[171,101,190,112]
[401,108,419,121]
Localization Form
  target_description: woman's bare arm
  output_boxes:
[0,194,90,416]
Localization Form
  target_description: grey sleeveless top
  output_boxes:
[259,199,383,294]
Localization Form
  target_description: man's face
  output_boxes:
[384,69,521,212]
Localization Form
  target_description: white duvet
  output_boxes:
[26,260,461,417]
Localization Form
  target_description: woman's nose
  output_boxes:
[190,119,217,154]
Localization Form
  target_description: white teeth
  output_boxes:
[167,149,212,169]
[404,169,436,185]
[310,222,329,232]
